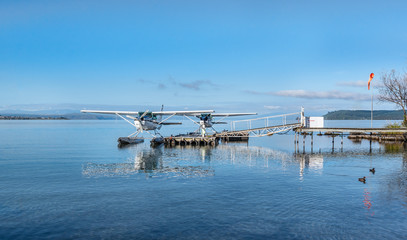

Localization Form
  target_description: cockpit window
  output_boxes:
[138,112,157,120]
[200,113,212,121]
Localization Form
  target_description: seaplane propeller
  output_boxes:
[139,110,149,119]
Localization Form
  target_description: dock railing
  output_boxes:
[230,111,302,132]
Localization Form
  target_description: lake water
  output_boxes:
[1,120,406,239]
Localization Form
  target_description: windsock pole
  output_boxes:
[368,73,374,128]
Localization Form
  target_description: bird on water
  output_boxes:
[369,168,375,174]
[358,176,366,183]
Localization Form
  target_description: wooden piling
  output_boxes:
[303,134,305,153]
[164,136,219,147]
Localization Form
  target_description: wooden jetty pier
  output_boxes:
[154,108,407,153]
[294,127,407,153]
[163,110,304,147]
[164,136,219,147]
[298,127,407,135]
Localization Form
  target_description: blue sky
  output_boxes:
[1,0,407,114]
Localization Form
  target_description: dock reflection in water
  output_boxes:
[165,143,292,167]
[296,154,324,180]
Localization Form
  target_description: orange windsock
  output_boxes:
[368,73,374,90]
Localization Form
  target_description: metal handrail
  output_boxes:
[231,111,301,123]
[230,111,301,131]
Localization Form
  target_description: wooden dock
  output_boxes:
[297,127,407,134]
[161,110,303,148]
[294,127,407,153]
[164,136,219,147]
[217,132,249,142]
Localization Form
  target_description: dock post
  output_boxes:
[303,134,305,154]
[341,134,343,152]
[294,132,297,145]
[332,135,335,153]
[297,133,300,153]
[369,133,372,153]
[294,133,297,152]
[297,132,299,153]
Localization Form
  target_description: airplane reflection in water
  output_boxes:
[83,144,295,178]
[82,148,214,178]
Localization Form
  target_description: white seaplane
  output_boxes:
[81,107,212,136]
[81,106,256,145]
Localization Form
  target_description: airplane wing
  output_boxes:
[151,110,214,116]
[81,110,215,116]
[208,113,257,117]
[81,110,140,115]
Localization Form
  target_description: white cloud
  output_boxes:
[273,90,370,100]
[264,105,281,110]
[247,89,371,101]
[337,81,382,88]
[337,81,366,87]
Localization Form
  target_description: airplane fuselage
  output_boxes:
[199,114,214,128]
[134,119,161,131]
[200,119,213,128]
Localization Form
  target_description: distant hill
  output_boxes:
[0,113,116,120]
[324,110,404,120]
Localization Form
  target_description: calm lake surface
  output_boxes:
[1,120,407,239]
